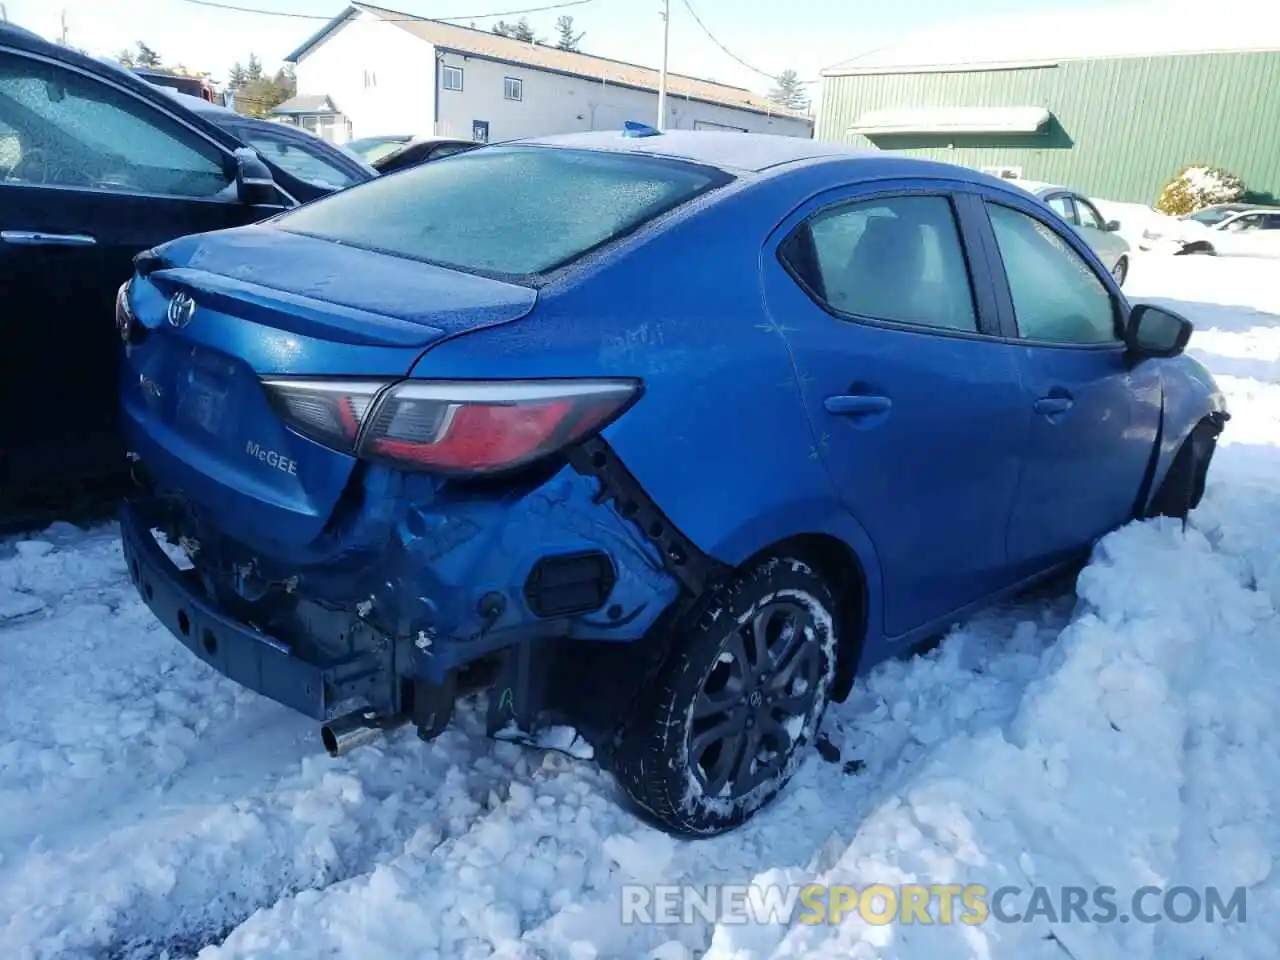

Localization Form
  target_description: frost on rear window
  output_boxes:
[273,145,727,276]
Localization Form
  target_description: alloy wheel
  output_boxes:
[686,600,824,799]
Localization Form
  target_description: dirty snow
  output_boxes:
[2,253,1280,959]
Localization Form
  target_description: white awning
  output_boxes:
[850,106,1051,135]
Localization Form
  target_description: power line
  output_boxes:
[173,0,595,22]
[675,0,777,82]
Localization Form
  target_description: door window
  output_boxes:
[781,194,979,333]
[1046,194,1076,223]
[233,126,359,191]
[1225,214,1263,232]
[986,202,1119,345]
[0,55,230,198]
[1074,197,1106,230]
[428,142,473,160]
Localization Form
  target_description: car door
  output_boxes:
[1259,214,1280,258]
[977,196,1161,573]
[0,46,286,498]
[763,183,1030,638]
[1217,213,1273,258]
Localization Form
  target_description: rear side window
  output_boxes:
[274,145,728,276]
[781,194,979,333]
[1046,194,1075,223]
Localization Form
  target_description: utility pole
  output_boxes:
[1,6,8,23]
[59,9,68,44]
[656,0,669,130]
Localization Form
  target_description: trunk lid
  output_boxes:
[122,226,538,550]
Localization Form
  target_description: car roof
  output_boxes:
[1205,202,1278,213]
[155,85,239,117]
[510,130,862,173]
[1005,178,1070,197]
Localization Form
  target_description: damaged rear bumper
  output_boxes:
[120,498,389,721]
[120,442,713,736]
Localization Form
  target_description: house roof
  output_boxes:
[822,0,1280,76]
[272,94,338,114]
[286,2,810,122]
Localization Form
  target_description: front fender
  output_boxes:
[1144,354,1229,510]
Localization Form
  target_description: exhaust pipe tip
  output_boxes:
[321,709,404,758]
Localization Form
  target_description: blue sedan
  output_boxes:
[116,127,1228,836]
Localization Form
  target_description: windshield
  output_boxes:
[1184,206,1242,225]
[274,144,730,277]
[347,136,410,163]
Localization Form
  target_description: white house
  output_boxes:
[275,2,813,144]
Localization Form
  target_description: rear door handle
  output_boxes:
[1,230,96,247]
[1033,396,1074,415]
[825,394,892,416]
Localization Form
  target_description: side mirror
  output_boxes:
[233,147,280,206]
[1105,219,1121,232]
[1125,303,1193,360]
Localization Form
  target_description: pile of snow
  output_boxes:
[3,255,1280,958]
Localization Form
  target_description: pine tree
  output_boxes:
[493,17,538,42]
[767,69,809,112]
[116,48,135,67]
[554,15,584,51]
[134,42,161,67]
[228,61,248,89]
[246,53,264,81]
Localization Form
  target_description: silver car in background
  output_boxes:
[1008,179,1133,286]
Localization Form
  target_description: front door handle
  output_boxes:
[1033,396,1074,415]
[1,230,97,247]
[825,394,892,416]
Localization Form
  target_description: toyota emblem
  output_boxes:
[167,291,196,328]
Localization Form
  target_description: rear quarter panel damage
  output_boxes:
[404,173,869,576]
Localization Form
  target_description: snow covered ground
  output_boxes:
[3,253,1280,960]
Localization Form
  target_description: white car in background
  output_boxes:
[1140,203,1280,258]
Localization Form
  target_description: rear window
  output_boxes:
[273,144,729,277]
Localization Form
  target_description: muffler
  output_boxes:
[320,709,407,757]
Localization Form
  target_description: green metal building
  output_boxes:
[816,3,1280,204]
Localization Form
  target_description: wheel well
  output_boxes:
[1178,240,1215,255]
[749,533,868,704]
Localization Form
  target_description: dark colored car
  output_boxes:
[370,135,479,174]
[344,134,413,164]
[156,88,376,193]
[0,24,375,522]
[118,129,1227,837]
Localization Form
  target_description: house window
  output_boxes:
[442,64,463,91]
[503,76,522,101]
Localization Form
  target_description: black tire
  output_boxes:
[1147,420,1218,519]
[1177,241,1215,257]
[613,555,839,837]
[1111,255,1129,287]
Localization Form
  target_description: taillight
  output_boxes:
[262,378,640,476]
